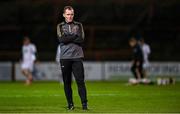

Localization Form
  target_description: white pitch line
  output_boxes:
[0,93,121,98]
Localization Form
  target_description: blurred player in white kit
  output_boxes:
[140,38,151,81]
[21,36,37,85]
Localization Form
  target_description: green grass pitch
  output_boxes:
[0,81,180,113]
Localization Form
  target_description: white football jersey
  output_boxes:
[22,43,37,62]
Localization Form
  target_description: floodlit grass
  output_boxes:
[0,81,180,113]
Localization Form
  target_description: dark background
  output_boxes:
[0,0,179,61]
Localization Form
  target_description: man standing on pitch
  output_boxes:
[129,37,144,83]
[21,36,37,85]
[57,6,88,110]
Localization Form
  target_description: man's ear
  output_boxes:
[63,13,65,18]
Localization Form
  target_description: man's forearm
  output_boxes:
[59,35,84,45]
[58,34,76,43]
[73,36,84,44]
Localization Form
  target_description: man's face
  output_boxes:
[23,38,30,45]
[63,9,74,23]
[129,40,136,47]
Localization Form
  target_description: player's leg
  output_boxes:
[21,69,32,85]
[131,62,141,84]
[27,62,35,85]
[72,60,88,110]
[141,62,152,84]
[27,71,33,84]
[139,61,144,79]
[142,62,149,78]
[21,69,29,80]
[21,61,34,85]
[131,63,138,79]
[60,60,74,110]
[21,62,29,80]
[135,67,141,83]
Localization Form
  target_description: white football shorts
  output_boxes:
[21,61,34,72]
